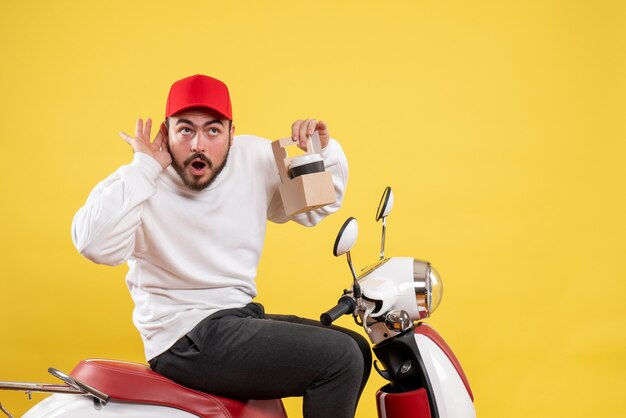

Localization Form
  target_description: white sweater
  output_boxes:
[72,135,348,360]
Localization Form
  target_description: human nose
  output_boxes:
[190,132,208,152]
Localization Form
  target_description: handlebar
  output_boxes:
[320,296,356,326]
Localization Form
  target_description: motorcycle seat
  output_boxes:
[70,359,286,418]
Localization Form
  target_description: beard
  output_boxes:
[168,143,231,191]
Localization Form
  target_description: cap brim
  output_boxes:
[167,103,231,120]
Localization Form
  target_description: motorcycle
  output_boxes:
[321,187,475,417]
[0,187,475,418]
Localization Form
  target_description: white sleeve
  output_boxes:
[267,138,349,226]
[71,153,163,266]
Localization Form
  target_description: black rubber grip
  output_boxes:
[320,296,356,326]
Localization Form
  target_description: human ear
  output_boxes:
[160,122,170,148]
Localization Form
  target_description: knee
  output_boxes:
[351,332,372,364]
[332,334,366,380]
[337,330,372,374]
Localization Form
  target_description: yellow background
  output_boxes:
[1,1,625,417]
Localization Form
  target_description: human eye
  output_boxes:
[179,127,193,135]
[208,127,221,136]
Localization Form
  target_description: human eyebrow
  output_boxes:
[203,120,224,128]
[174,119,223,127]
[175,118,195,126]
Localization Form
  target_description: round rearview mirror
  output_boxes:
[375,187,394,221]
[333,217,358,257]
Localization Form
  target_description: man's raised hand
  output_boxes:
[291,119,331,151]
[119,118,172,169]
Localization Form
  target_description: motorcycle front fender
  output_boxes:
[374,323,475,418]
[414,329,475,418]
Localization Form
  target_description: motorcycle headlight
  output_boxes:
[413,259,444,319]
[429,265,443,314]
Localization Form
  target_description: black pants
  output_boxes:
[149,303,372,418]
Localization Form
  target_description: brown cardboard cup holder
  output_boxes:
[271,132,336,216]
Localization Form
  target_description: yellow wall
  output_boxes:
[1,1,625,417]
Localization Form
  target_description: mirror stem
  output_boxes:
[346,251,362,306]
[379,217,387,260]
[346,251,357,282]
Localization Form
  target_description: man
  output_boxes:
[72,74,371,418]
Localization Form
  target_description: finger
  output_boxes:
[291,120,303,142]
[316,120,328,135]
[306,119,318,136]
[316,119,330,148]
[119,131,134,145]
[135,118,143,140]
[144,118,152,141]
[299,119,315,149]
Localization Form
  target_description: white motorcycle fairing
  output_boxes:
[23,394,194,418]
[21,359,286,418]
[413,324,474,418]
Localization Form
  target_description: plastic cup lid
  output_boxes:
[289,153,323,169]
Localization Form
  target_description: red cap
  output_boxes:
[165,74,232,120]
